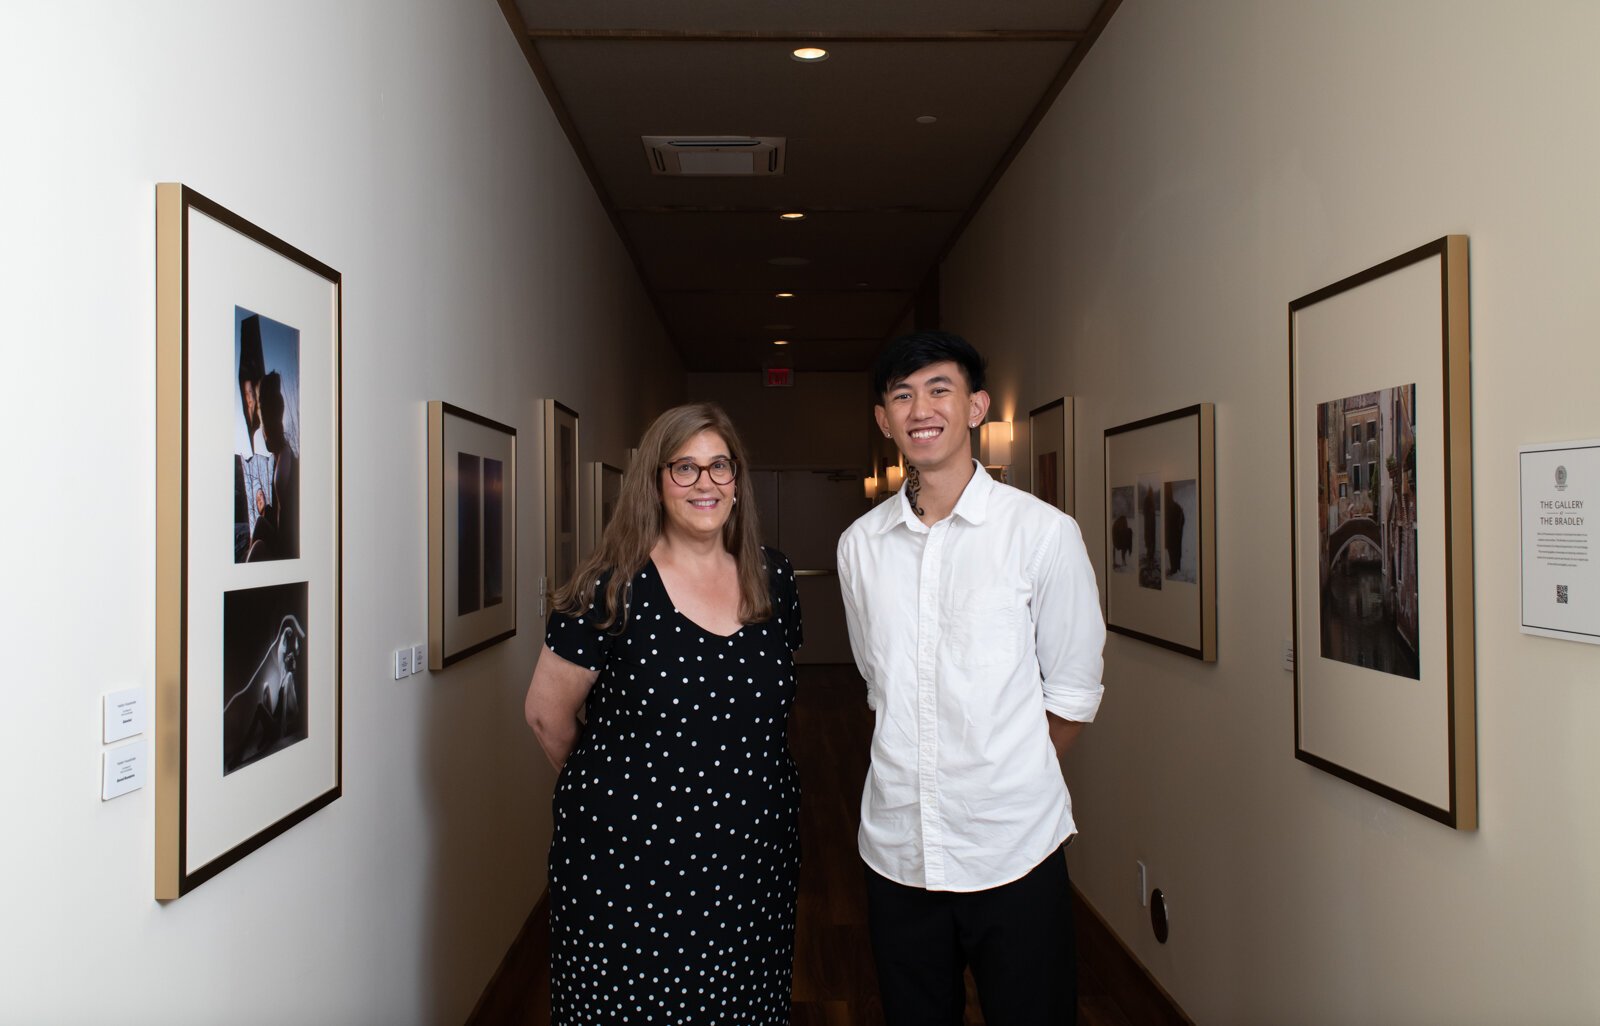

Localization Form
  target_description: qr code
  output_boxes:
[1557,584,1569,605]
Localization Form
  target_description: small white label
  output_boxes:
[102,687,146,743]
[102,739,147,800]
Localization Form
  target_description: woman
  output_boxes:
[525,402,803,1025]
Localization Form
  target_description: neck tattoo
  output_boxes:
[905,465,925,517]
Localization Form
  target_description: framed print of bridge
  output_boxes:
[1289,235,1477,829]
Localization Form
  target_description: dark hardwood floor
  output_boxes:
[470,664,1189,1026]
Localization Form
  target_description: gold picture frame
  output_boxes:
[543,400,580,599]
[1289,235,1476,829]
[428,402,517,669]
[155,184,342,898]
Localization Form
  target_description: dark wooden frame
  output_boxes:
[428,401,518,669]
[1102,404,1217,661]
[1028,397,1075,515]
[1288,235,1476,829]
[543,400,580,600]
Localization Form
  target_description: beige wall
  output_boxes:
[942,2,1600,1023]
[0,3,677,1022]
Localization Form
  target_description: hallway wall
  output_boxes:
[940,2,1600,1023]
[0,3,678,1023]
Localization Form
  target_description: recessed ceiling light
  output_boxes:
[791,47,828,62]
[779,212,806,221]
[915,115,938,125]
[773,339,790,346]
[775,292,795,299]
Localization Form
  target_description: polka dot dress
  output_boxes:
[544,547,804,1025]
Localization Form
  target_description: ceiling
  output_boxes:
[500,0,1120,373]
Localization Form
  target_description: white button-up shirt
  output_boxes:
[837,462,1105,891]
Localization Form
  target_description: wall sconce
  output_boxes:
[864,475,879,502]
[979,421,1013,482]
[885,461,904,491]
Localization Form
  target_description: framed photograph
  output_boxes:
[428,402,517,669]
[1289,235,1476,829]
[155,183,342,898]
[544,400,580,597]
[1103,404,1216,661]
[1029,398,1075,515]
[587,461,624,558]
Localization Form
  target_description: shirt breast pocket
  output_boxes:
[948,585,1022,672]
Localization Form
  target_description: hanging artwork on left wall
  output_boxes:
[428,401,518,669]
[155,183,343,899]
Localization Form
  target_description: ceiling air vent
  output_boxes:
[642,136,785,176]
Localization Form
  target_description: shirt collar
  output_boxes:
[875,459,994,533]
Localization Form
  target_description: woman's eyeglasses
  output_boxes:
[661,458,738,487]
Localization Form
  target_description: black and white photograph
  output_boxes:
[222,582,309,774]
[1137,474,1163,590]
[1110,485,1135,574]
[1164,478,1198,583]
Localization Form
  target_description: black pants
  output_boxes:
[865,847,1076,1026]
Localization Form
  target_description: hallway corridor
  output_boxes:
[473,665,1184,1026]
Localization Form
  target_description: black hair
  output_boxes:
[871,330,986,399]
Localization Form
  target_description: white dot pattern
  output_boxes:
[544,547,805,1024]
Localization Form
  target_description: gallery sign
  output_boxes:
[1519,438,1600,645]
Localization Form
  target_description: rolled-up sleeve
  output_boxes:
[1031,515,1105,723]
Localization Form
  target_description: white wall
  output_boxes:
[0,3,678,1023]
[942,2,1600,1023]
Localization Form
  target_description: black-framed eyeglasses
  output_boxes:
[661,457,738,487]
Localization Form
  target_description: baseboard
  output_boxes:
[465,888,550,1026]
[1074,884,1194,1026]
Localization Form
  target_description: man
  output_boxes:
[836,330,1106,1026]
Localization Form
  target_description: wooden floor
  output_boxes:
[470,664,1187,1026]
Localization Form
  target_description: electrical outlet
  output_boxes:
[1137,860,1148,907]
[393,647,411,679]
[411,643,425,674]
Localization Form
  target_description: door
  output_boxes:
[749,469,865,664]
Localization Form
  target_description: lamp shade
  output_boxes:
[979,421,1013,466]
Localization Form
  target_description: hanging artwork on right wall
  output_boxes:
[1103,403,1216,661]
[1029,397,1074,515]
[1288,235,1477,829]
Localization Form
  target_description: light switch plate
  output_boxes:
[411,644,425,674]
[394,647,411,679]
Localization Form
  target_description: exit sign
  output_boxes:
[764,366,794,387]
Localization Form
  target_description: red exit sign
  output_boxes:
[764,366,794,387]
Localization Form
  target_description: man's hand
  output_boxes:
[1046,712,1085,759]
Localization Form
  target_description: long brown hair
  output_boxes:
[553,402,771,631]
